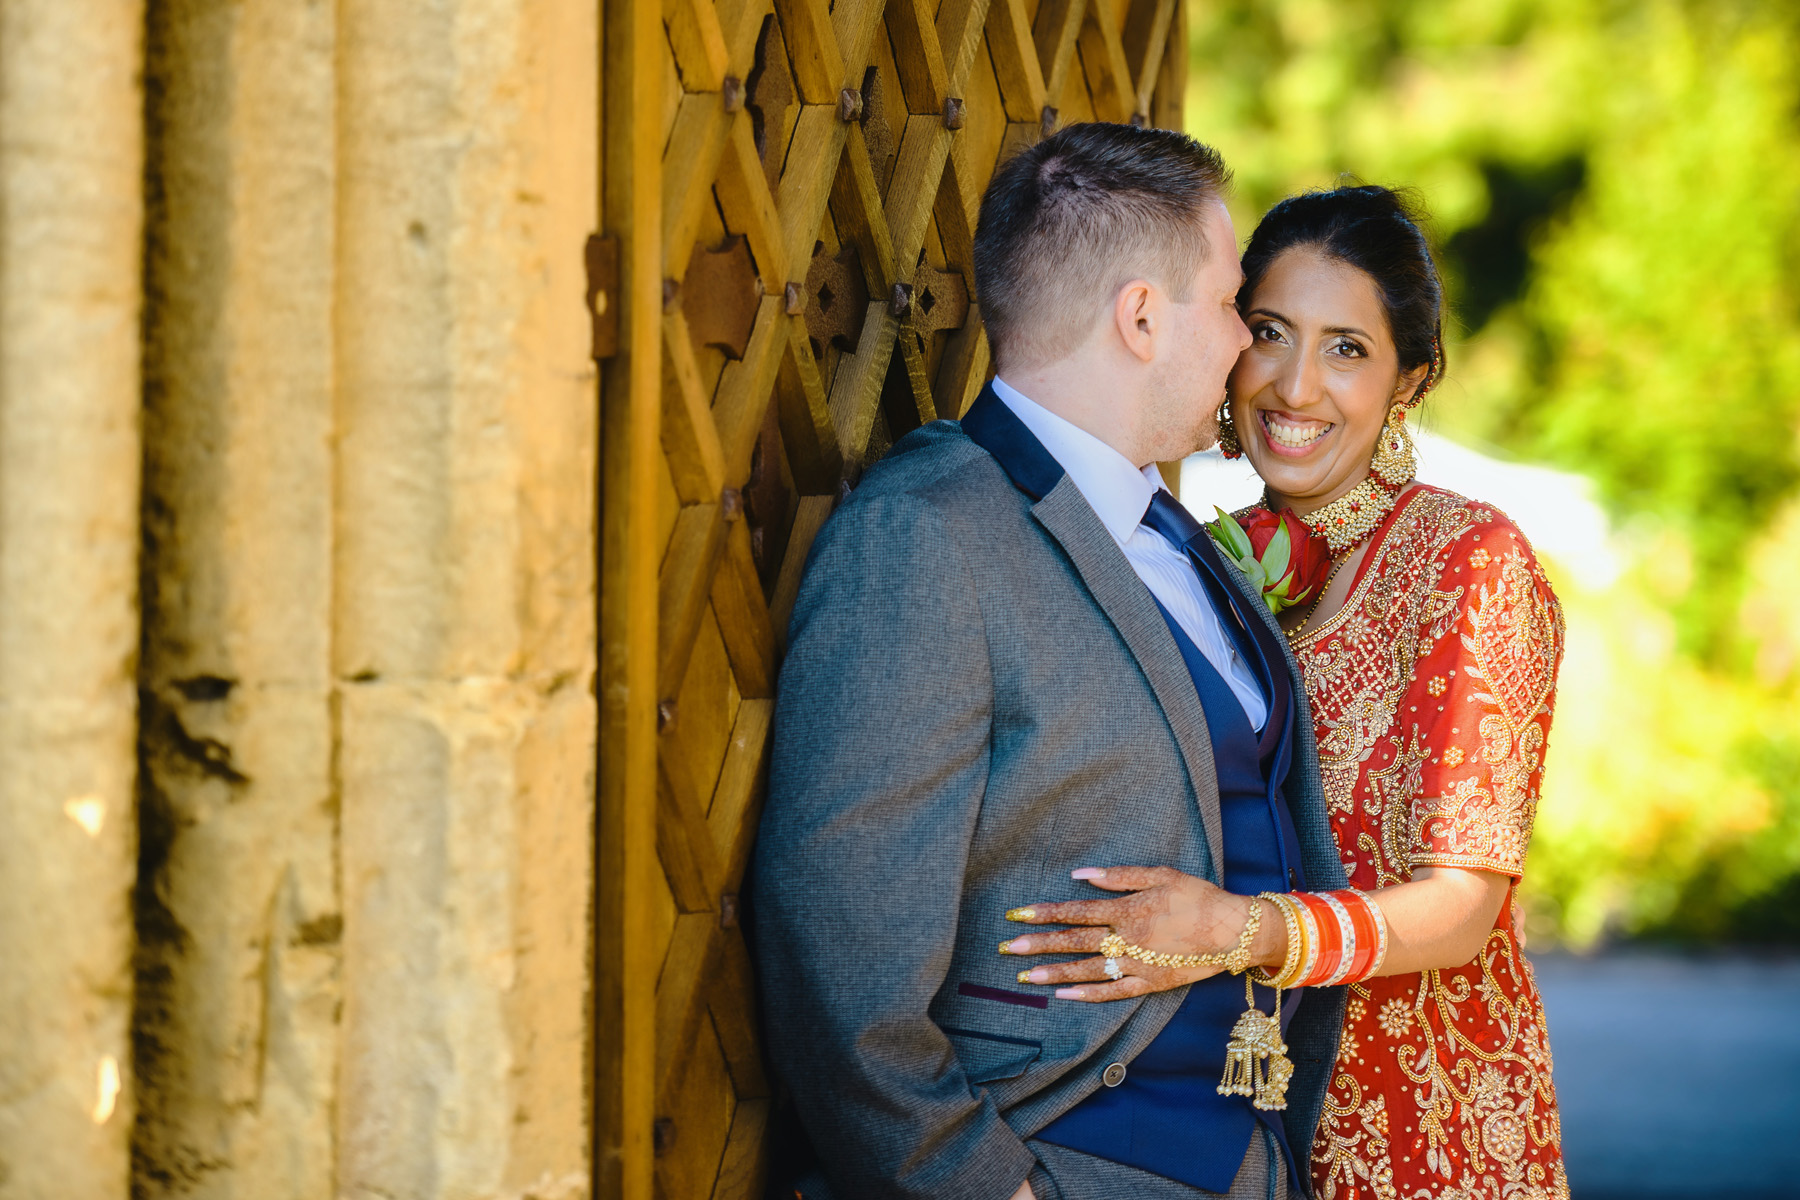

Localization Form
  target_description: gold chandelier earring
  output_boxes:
[1218,398,1243,459]
[1369,403,1417,488]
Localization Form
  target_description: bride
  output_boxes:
[1004,185,1570,1200]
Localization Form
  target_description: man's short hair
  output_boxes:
[973,122,1231,370]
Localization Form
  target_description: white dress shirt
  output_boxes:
[991,377,1268,731]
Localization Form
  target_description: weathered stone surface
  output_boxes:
[0,2,144,1196]
[135,3,341,1193]
[333,1,599,1198]
[131,1,598,1196]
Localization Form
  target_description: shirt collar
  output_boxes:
[990,377,1165,547]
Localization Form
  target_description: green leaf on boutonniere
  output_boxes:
[1209,507,1254,561]
[1262,521,1291,584]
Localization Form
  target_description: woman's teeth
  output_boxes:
[1264,413,1332,449]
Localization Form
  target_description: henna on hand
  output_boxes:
[999,866,1285,1002]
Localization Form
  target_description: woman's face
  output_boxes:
[1226,246,1425,512]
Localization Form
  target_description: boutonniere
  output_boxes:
[1206,506,1333,615]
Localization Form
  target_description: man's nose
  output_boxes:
[1233,311,1252,353]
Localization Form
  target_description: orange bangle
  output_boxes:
[1319,892,1360,986]
[1280,890,1390,988]
[1294,892,1344,986]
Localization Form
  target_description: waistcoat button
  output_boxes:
[1102,1062,1127,1087]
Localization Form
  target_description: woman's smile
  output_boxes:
[1259,409,1335,455]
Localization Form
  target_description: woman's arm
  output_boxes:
[1368,865,1510,976]
[1002,860,1510,1000]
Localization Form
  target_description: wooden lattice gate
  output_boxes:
[595,0,1188,1191]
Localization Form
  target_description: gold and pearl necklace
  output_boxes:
[1286,475,1403,555]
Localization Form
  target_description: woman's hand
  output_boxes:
[999,866,1281,1001]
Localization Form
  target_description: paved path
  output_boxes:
[1531,951,1800,1199]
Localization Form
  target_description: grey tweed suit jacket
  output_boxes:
[753,392,1347,1200]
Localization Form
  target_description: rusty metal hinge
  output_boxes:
[585,233,620,360]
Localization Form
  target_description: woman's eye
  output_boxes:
[1254,324,1286,344]
[1329,338,1366,358]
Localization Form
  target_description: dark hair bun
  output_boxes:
[1240,184,1445,396]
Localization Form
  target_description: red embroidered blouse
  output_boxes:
[1291,485,1569,1200]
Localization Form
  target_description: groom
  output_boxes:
[753,123,1346,1200]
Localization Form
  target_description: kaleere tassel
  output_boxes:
[1218,974,1293,1111]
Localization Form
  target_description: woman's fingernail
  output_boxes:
[1017,969,1035,984]
[1071,868,1105,880]
[1005,907,1036,922]
[999,938,1026,954]
[1055,988,1084,999]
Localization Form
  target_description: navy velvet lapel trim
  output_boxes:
[958,384,1065,500]
[1185,529,1295,777]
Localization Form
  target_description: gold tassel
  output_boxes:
[1216,975,1293,1112]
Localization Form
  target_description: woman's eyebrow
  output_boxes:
[1323,324,1372,338]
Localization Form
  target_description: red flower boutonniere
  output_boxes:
[1206,506,1333,615]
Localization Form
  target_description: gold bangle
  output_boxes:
[1300,893,1330,988]
[1252,892,1302,989]
[1099,897,1263,974]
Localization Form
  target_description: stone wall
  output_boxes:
[0,1,599,1196]
[0,2,144,1195]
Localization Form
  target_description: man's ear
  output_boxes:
[1113,280,1157,364]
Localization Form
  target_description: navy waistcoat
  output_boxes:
[1036,544,1309,1194]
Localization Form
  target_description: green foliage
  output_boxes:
[1522,6,1800,657]
[1186,0,1800,944]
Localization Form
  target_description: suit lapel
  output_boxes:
[1195,533,1311,783]
[961,387,1225,880]
[1184,531,1293,766]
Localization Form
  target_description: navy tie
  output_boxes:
[1140,489,1265,699]
[1141,488,1207,551]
